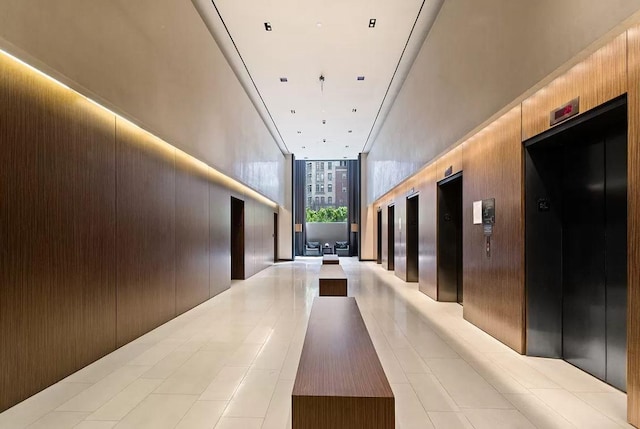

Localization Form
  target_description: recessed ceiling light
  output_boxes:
[297,130,302,134]
[369,19,376,28]
[264,22,272,31]
[280,77,288,82]
[322,119,326,124]
[343,156,348,159]
[352,108,357,113]
[304,157,308,159]
[291,109,296,114]
[316,22,322,28]
[357,76,365,81]
[348,130,353,133]
[345,145,350,148]
[322,139,326,143]
[302,146,306,149]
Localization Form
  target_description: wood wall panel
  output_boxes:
[462,106,525,353]
[115,119,176,347]
[175,152,210,315]
[418,164,438,299]
[435,144,463,182]
[627,25,640,427]
[0,55,116,412]
[522,33,627,141]
[210,182,231,297]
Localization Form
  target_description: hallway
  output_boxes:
[0,259,630,429]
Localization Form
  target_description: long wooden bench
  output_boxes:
[322,254,339,265]
[292,297,395,428]
[318,264,347,296]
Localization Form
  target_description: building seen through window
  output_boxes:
[305,159,349,215]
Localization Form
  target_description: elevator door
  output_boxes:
[387,205,395,271]
[377,210,382,264]
[406,195,419,282]
[525,97,627,392]
[437,175,463,303]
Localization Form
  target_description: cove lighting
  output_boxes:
[0,48,278,209]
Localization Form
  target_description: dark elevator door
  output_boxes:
[377,210,382,264]
[388,205,395,271]
[438,175,463,303]
[525,96,627,392]
[406,195,419,282]
[562,128,627,390]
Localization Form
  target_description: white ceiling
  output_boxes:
[192,0,443,160]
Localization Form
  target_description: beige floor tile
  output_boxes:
[27,411,89,429]
[530,388,621,428]
[87,378,162,421]
[154,351,227,395]
[175,400,226,429]
[574,391,633,428]
[113,394,197,429]
[199,367,249,401]
[504,393,576,429]
[463,409,536,429]
[0,382,91,429]
[428,411,474,429]
[407,373,459,412]
[57,366,151,412]
[261,379,294,429]
[214,417,263,429]
[223,369,279,418]
[427,359,513,409]
[73,421,117,429]
[392,383,435,429]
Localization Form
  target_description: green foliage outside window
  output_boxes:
[305,206,348,223]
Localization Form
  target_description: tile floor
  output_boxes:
[0,258,632,429]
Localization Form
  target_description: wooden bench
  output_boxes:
[292,297,394,428]
[322,254,339,265]
[318,264,347,296]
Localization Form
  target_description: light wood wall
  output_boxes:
[0,52,276,412]
[371,25,640,425]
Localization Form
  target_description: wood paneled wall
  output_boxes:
[0,53,276,412]
[418,164,438,299]
[627,25,640,427]
[370,25,640,424]
[462,106,525,353]
[0,54,117,412]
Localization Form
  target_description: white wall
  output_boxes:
[366,0,640,202]
[0,0,285,204]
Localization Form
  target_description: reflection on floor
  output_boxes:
[0,258,631,429]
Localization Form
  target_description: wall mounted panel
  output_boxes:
[210,181,231,297]
[115,119,176,347]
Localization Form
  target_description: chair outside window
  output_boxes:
[334,241,349,257]
[305,241,321,256]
